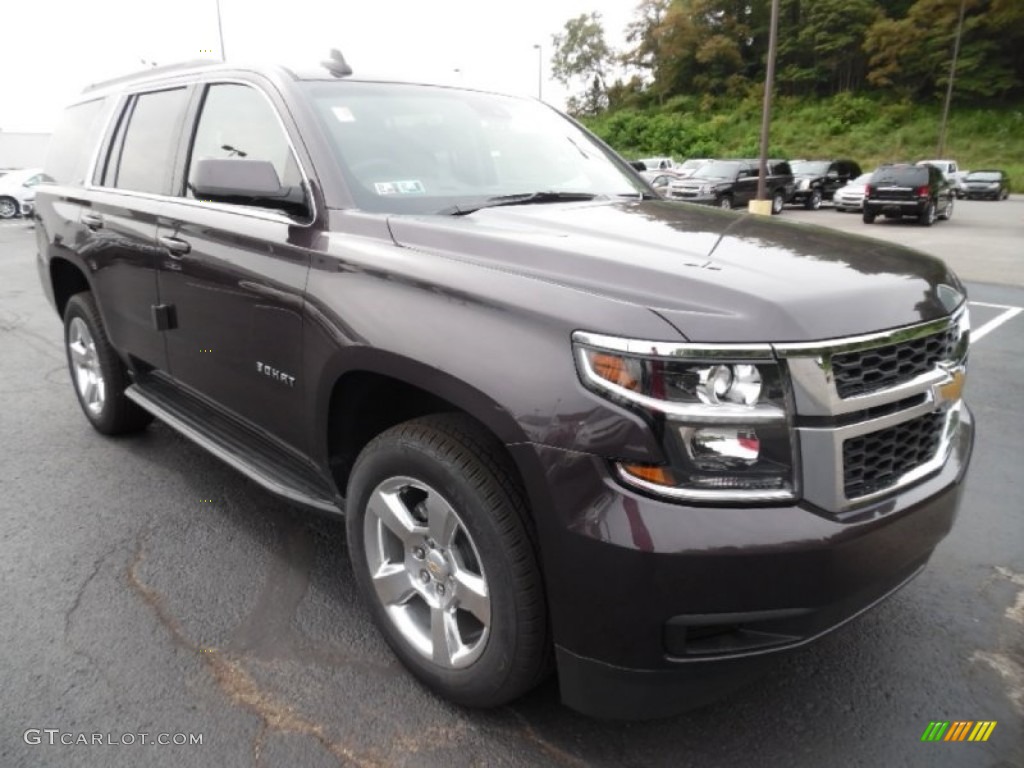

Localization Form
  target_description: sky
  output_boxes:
[0,0,636,133]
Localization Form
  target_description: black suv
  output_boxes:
[667,159,794,214]
[789,159,862,209]
[35,59,973,720]
[863,164,955,226]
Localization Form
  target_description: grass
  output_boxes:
[585,94,1024,190]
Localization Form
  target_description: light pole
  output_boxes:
[216,0,227,61]
[755,0,781,210]
[532,44,542,100]
[937,0,967,156]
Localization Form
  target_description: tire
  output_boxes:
[0,196,18,220]
[863,210,876,224]
[771,190,785,215]
[918,201,936,227]
[939,196,954,221]
[346,413,550,708]
[1001,189,1009,201]
[804,189,822,210]
[63,292,153,435]
[717,196,733,210]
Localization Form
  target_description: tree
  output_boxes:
[551,13,615,115]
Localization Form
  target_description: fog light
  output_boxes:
[683,426,761,470]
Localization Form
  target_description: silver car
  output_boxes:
[833,172,873,212]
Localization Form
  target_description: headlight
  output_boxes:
[573,332,797,502]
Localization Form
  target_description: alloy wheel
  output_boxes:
[68,317,106,415]
[0,198,17,219]
[362,476,491,669]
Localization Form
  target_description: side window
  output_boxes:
[44,98,109,185]
[106,88,189,194]
[185,83,303,201]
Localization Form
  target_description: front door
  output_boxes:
[155,81,317,451]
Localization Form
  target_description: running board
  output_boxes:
[125,376,341,514]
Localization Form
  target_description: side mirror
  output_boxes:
[191,158,285,200]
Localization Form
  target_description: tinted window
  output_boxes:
[185,84,302,199]
[791,161,829,175]
[694,161,741,180]
[45,98,109,185]
[109,88,189,194]
[871,167,927,186]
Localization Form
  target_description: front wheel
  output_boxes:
[0,196,18,219]
[63,293,153,435]
[346,414,550,708]
[771,191,785,215]
[804,189,822,210]
[717,195,733,210]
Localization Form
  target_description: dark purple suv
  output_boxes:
[35,58,973,719]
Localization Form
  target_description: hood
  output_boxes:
[386,200,964,343]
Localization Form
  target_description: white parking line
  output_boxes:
[969,301,1024,343]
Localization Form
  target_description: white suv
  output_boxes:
[0,168,51,219]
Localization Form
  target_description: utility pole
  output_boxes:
[937,0,967,156]
[755,0,781,207]
[216,0,227,61]
[533,44,542,100]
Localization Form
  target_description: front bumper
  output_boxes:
[509,406,973,719]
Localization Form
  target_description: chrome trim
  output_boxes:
[774,305,968,417]
[572,330,774,359]
[800,402,961,512]
[615,465,795,503]
[85,78,317,229]
[574,346,786,425]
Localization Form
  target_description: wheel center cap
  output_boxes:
[425,549,450,581]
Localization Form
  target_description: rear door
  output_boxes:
[77,87,193,369]
[154,79,318,451]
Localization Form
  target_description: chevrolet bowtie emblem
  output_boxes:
[932,367,965,410]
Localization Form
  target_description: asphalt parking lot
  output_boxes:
[1,208,1022,767]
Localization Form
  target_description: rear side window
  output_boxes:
[105,88,189,194]
[184,83,303,198]
[45,98,109,185]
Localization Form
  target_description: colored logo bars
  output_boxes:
[921,721,997,742]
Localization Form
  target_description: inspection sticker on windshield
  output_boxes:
[375,180,425,195]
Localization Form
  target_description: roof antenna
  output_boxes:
[322,49,353,78]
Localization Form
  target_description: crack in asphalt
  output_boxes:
[505,709,590,768]
[972,565,1024,717]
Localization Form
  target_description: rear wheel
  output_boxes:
[862,210,876,224]
[346,414,549,708]
[918,201,936,226]
[771,190,785,215]
[804,189,822,210]
[63,293,153,435]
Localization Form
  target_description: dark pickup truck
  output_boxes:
[35,58,973,720]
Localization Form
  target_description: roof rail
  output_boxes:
[82,59,220,93]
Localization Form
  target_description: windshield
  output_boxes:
[966,171,1001,181]
[791,161,830,176]
[302,82,643,214]
[691,161,741,180]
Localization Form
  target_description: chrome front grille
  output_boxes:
[831,327,958,398]
[842,412,946,498]
[775,306,969,514]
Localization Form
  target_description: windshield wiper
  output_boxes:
[441,191,601,216]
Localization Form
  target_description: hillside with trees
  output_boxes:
[551,0,1024,185]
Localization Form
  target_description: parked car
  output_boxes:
[917,159,966,198]
[673,158,711,178]
[667,158,793,214]
[863,164,955,226]
[962,169,1010,200]
[0,168,51,219]
[36,58,973,720]
[789,159,862,210]
[640,169,684,197]
[833,172,874,212]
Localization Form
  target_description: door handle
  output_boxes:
[82,213,104,230]
[158,235,191,258]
